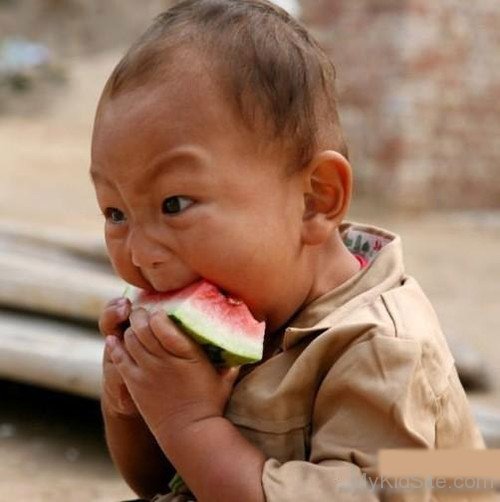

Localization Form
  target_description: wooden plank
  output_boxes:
[0,311,103,399]
[450,339,492,392]
[0,249,125,321]
[472,404,500,448]
[0,219,107,262]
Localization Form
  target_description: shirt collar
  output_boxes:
[281,221,406,350]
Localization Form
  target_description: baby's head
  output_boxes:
[90,0,358,333]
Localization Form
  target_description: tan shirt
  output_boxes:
[153,222,487,502]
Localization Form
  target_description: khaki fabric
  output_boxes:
[152,222,491,502]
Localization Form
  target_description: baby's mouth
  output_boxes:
[142,274,204,295]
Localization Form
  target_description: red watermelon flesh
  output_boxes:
[124,280,265,366]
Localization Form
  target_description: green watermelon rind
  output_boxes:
[170,305,263,366]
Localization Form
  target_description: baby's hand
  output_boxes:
[106,308,240,437]
[98,297,139,417]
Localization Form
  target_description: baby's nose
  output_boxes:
[128,228,167,269]
[131,249,164,269]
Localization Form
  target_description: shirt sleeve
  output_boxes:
[262,334,438,501]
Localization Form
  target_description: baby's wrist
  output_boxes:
[158,416,232,467]
[153,409,228,446]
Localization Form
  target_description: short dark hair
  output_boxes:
[99,0,348,171]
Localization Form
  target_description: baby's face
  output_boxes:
[90,73,306,327]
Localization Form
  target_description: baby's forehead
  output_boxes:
[95,74,282,160]
[92,85,287,182]
[108,52,251,130]
[95,81,227,145]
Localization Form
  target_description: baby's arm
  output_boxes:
[156,413,266,502]
[99,299,175,498]
[102,403,175,498]
[106,309,267,502]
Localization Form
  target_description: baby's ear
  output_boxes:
[300,151,352,245]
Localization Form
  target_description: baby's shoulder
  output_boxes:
[303,275,455,397]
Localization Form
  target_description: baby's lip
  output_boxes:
[145,278,205,295]
[138,269,191,294]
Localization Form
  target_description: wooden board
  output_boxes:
[0,219,108,262]
[0,311,103,399]
[0,250,125,321]
[471,404,500,448]
[0,222,125,321]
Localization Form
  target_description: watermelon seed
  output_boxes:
[219,288,243,305]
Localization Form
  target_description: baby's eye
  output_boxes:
[162,196,194,215]
[103,207,126,223]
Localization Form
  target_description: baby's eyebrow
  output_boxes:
[144,147,208,182]
[88,146,208,187]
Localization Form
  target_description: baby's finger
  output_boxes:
[105,334,137,378]
[123,326,155,367]
[149,311,202,361]
[129,308,165,355]
[99,298,131,337]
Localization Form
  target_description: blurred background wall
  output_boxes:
[3,0,498,209]
[0,0,169,55]
[300,0,500,209]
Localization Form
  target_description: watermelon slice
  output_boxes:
[123,280,265,366]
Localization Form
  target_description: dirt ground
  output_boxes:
[1,51,499,501]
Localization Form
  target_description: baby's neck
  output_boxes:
[302,229,361,309]
[262,229,360,347]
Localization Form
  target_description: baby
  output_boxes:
[91,1,486,501]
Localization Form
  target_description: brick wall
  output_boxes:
[0,0,169,56]
[300,0,500,209]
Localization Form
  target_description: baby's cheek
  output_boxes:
[105,238,124,269]
[105,240,141,287]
